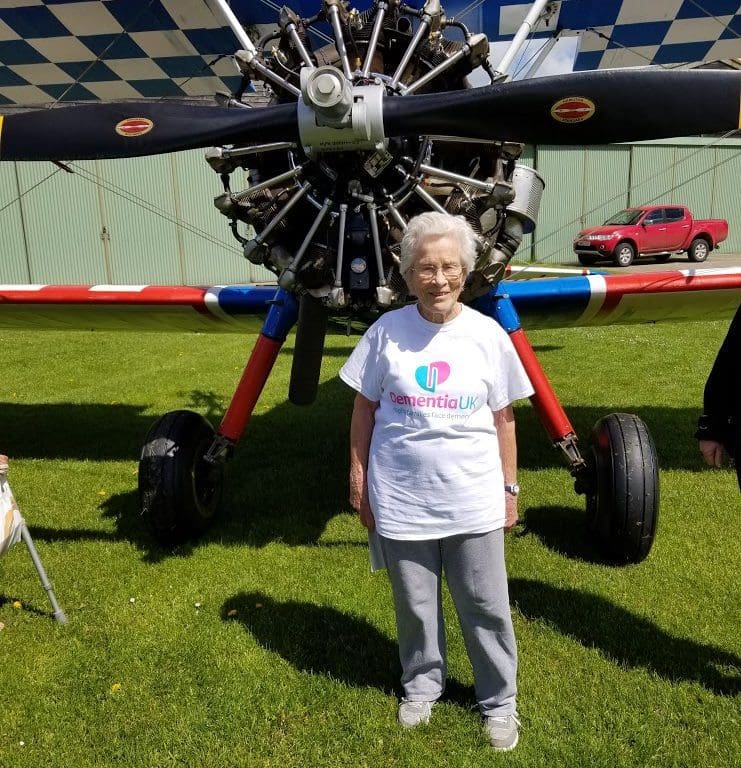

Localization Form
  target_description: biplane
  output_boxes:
[1,0,740,563]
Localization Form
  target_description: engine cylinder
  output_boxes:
[507,164,545,234]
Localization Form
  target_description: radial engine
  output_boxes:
[208,0,544,313]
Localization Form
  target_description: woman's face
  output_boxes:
[408,234,465,323]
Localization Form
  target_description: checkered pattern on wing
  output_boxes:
[0,0,244,105]
[1,0,738,105]
[419,0,740,70]
[568,0,741,70]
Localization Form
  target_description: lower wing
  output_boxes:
[1,268,740,332]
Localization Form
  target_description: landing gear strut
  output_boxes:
[480,292,659,563]
[139,287,659,563]
[138,289,299,546]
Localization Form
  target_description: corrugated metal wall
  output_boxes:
[0,139,738,283]
[0,148,274,285]
[0,163,29,283]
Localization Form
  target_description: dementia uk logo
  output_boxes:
[388,361,479,413]
[415,361,450,392]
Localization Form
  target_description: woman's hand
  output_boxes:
[350,493,376,531]
[357,498,376,531]
[349,472,375,531]
[504,494,518,532]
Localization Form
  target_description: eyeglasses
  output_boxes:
[411,264,463,281]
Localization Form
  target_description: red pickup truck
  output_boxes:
[573,205,729,267]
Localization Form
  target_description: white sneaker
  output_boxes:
[397,699,434,728]
[484,714,520,751]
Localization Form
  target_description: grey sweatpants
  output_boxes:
[380,528,517,716]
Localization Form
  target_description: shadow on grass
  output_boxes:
[0,391,226,461]
[0,377,711,470]
[221,591,475,707]
[0,593,50,618]
[513,403,708,472]
[220,586,739,702]
[519,505,616,565]
[222,592,400,693]
[0,402,154,460]
[510,578,741,695]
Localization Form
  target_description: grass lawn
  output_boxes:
[0,318,739,768]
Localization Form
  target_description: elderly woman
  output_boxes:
[339,212,533,751]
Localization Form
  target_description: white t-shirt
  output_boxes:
[340,304,534,540]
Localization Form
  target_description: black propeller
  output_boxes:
[0,101,298,161]
[384,68,741,145]
[1,69,737,162]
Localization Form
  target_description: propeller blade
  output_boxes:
[384,69,741,145]
[3,69,736,161]
[0,101,298,161]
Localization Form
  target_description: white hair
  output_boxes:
[399,212,478,284]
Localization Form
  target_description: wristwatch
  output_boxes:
[504,483,520,496]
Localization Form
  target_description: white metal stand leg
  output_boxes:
[20,524,67,624]
[2,455,67,624]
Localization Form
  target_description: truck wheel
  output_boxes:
[612,242,635,268]
[687,238,709,262]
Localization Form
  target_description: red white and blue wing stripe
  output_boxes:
[1,269,740,332]
[476,268,741,328]
[0,284,276,331]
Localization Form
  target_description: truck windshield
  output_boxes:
[603,210,645,225]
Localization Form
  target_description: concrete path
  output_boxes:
[560,251,741,273]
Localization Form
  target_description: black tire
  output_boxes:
[585,413,659,563]
[139,410,222,546]
[577,254,598,266]
[612,242,635,268]
[687,237,710,263]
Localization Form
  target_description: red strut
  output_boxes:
[219,335,284,442]
[508,327,576,442]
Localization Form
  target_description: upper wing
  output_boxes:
[1,1,738,109]
[0,0,246,105]
[1,269,740,332]
[427,1,741,71]
[562,0,741,71]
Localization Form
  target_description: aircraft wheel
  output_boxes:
[612,242,635,267]
[139,410,223,546]
[687,237,709,262]
[585,413,659,563]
